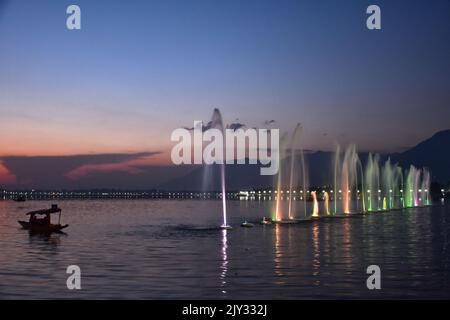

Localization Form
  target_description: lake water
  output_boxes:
[0,199,449,299]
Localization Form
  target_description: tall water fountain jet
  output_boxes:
[405,165,417,208]
[394,166,403,208]
[333,144,341,215]
[397,166,405,208]
[273,133,288,221]
[209,109,230,229]
[414,168,421,206]
[365,153,380,211]
[324,191,330,215]
[274,163,282,222]
[288,123,303,219]
[342,145,360,214]
[381,159,393,210]
[358,158,366,213]
[380,158,403,210]
[311,191,319,218]
[299,145,309,218]
[334,144,365,214]
[421,169,431,205]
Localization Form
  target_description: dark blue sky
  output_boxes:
[0,0,449,185]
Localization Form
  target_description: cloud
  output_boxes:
[64,152,159,180]
[184,121,247,132]
[183,121,213,132]
[65,162,145,180]
[0,161,16,185]
[0,152,159,188]
[226,122,246,131]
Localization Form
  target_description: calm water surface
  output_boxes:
[0,199,449,299]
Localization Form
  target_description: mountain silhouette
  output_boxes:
[391,129,450,184]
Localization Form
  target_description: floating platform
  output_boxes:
[272,219,299,224]
[291,218,312,223]
[216,205,436,230]
[241,221,254,228]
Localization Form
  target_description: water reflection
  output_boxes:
[0,200,448,299]
[27,231,65,256]
[273,224,286,284]
[342,218,353,267]
[220,229,228,294]
[312,223,321,286]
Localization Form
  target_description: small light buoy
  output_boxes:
[241,221,254,228]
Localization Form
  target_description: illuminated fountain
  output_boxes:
[273,133,288,222]
[380,158,403,210]
[273,146,432,222]
[365,153,381,211]
[381,158,394,210]
[421,169,431,206]
[288,124,301,219]
[334,144,365,215]
[273,124,308,222]
[330,146,431,217]
[209,108,231,229]
[287,124,308,220]
[405,165,416,207]
[311,191,319,218]
[404,165,431,208]
[323,191,330,215]
[197,112,433,226]
[299,139,308,218]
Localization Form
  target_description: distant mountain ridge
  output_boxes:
[159,130,450,190]
[391,129,450,183]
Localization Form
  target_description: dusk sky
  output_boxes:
[1,0,449,188]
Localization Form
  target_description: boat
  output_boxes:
[18,204,68,233]
[260,217,272,225]
[241,221,254,228]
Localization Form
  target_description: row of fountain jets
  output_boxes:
[277,124,431,222]
[208,110,431,228]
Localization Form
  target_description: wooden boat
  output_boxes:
[18,221,68,232]
[18,204,68,233]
